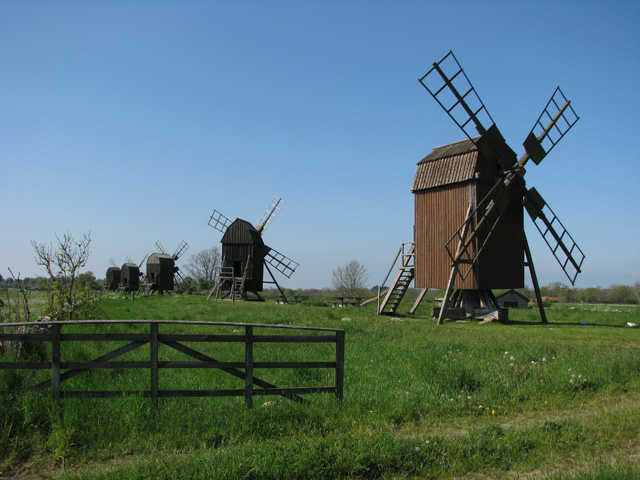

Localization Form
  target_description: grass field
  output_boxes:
[1,294,639,479]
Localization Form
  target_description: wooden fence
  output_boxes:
[0,320,345,406]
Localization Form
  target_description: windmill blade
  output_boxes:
[125,255,134,264]
[264,247,299,279]
[138,254,148,267]
[419,51,517,170]
[523,87,579,165]
[257,196,285,235]
[109,258,118,268]
[208,209,232,234]
[419,50,495,141]
[173,240,189,260]
[524,187,585,285]
[155,241,167,254]
[174,269,186,290]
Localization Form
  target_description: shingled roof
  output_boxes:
[411,138,480,192]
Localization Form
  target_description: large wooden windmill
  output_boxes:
[379,51,585,323]
[207,196,299,301]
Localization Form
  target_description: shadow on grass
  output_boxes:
[504,320,630,328]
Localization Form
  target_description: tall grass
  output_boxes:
[1,296,639,479]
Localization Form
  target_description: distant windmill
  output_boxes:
[379,51,585,323]
[207,196,299,301]
[120,254,147,293]
[142,240,189,295]
[104,259,121,291]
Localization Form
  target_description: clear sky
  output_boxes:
[1,0,639,290]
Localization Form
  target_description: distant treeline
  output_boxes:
[2,273,638,305]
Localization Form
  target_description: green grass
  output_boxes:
[1,296,639,479]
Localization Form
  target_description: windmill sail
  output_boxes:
[524,87,579,165]
[524,188,585,285]
[419,50,494,141]
[265,247,299,279]
[155,241,167,255]
[257,196,284,234]
[420,51,517,170]
[173,240,189,260]
[208,210,232,234]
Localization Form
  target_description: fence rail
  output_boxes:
[0,320,345,406]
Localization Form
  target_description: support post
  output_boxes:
[264,261,287,302]
[438,205,473,325]
[438,268,458,324]
[524,235,547,323]
[335,330,345,401]
[244,326,254,407]
[150,322,159,406]
[409,288,427,314]
[51,323,61,402]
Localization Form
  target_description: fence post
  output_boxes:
[150,322,159,407]
[244,325,254,407]
[335,330,345,401]
[51,323,61,402]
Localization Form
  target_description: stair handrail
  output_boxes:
[379,245,403,292]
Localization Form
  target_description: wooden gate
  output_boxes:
[0,320,345,407]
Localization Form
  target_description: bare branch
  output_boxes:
[7,267,31,322]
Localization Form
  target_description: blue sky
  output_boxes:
[1,0,639,290]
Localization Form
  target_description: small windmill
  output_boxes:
[143,240,189,295]
[380,51,585,322]
[207,196,299,301]
[104,259,121,291]
[120,254,147,293]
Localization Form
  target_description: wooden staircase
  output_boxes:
[378,243,423,314]
[207,254,251,302]
[138,279,153,296]
[208,265,234,300]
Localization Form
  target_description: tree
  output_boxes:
[331,260,369,297]
[77,271,98,290]
[6,268,31,322]
[578,287,599,304]
[607,284,635,305]
[185,247,221,290]
[633,281,640,304]
[31,231,92,320]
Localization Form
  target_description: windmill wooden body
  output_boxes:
[412,138,525,292]
[120,255,146,293]
[105,260,121,291]
[378,51,585,322]
[208,196,299,301]
[143,241,189,295]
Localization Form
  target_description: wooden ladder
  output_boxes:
[378,243,416,314]
[207,262,233,300]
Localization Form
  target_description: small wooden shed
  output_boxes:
[120,263,141,292]
[146,253,176,294]
[411,138,524,290]
[105,267,121,291]
[220,219,265,295]
[496,289,530,309]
